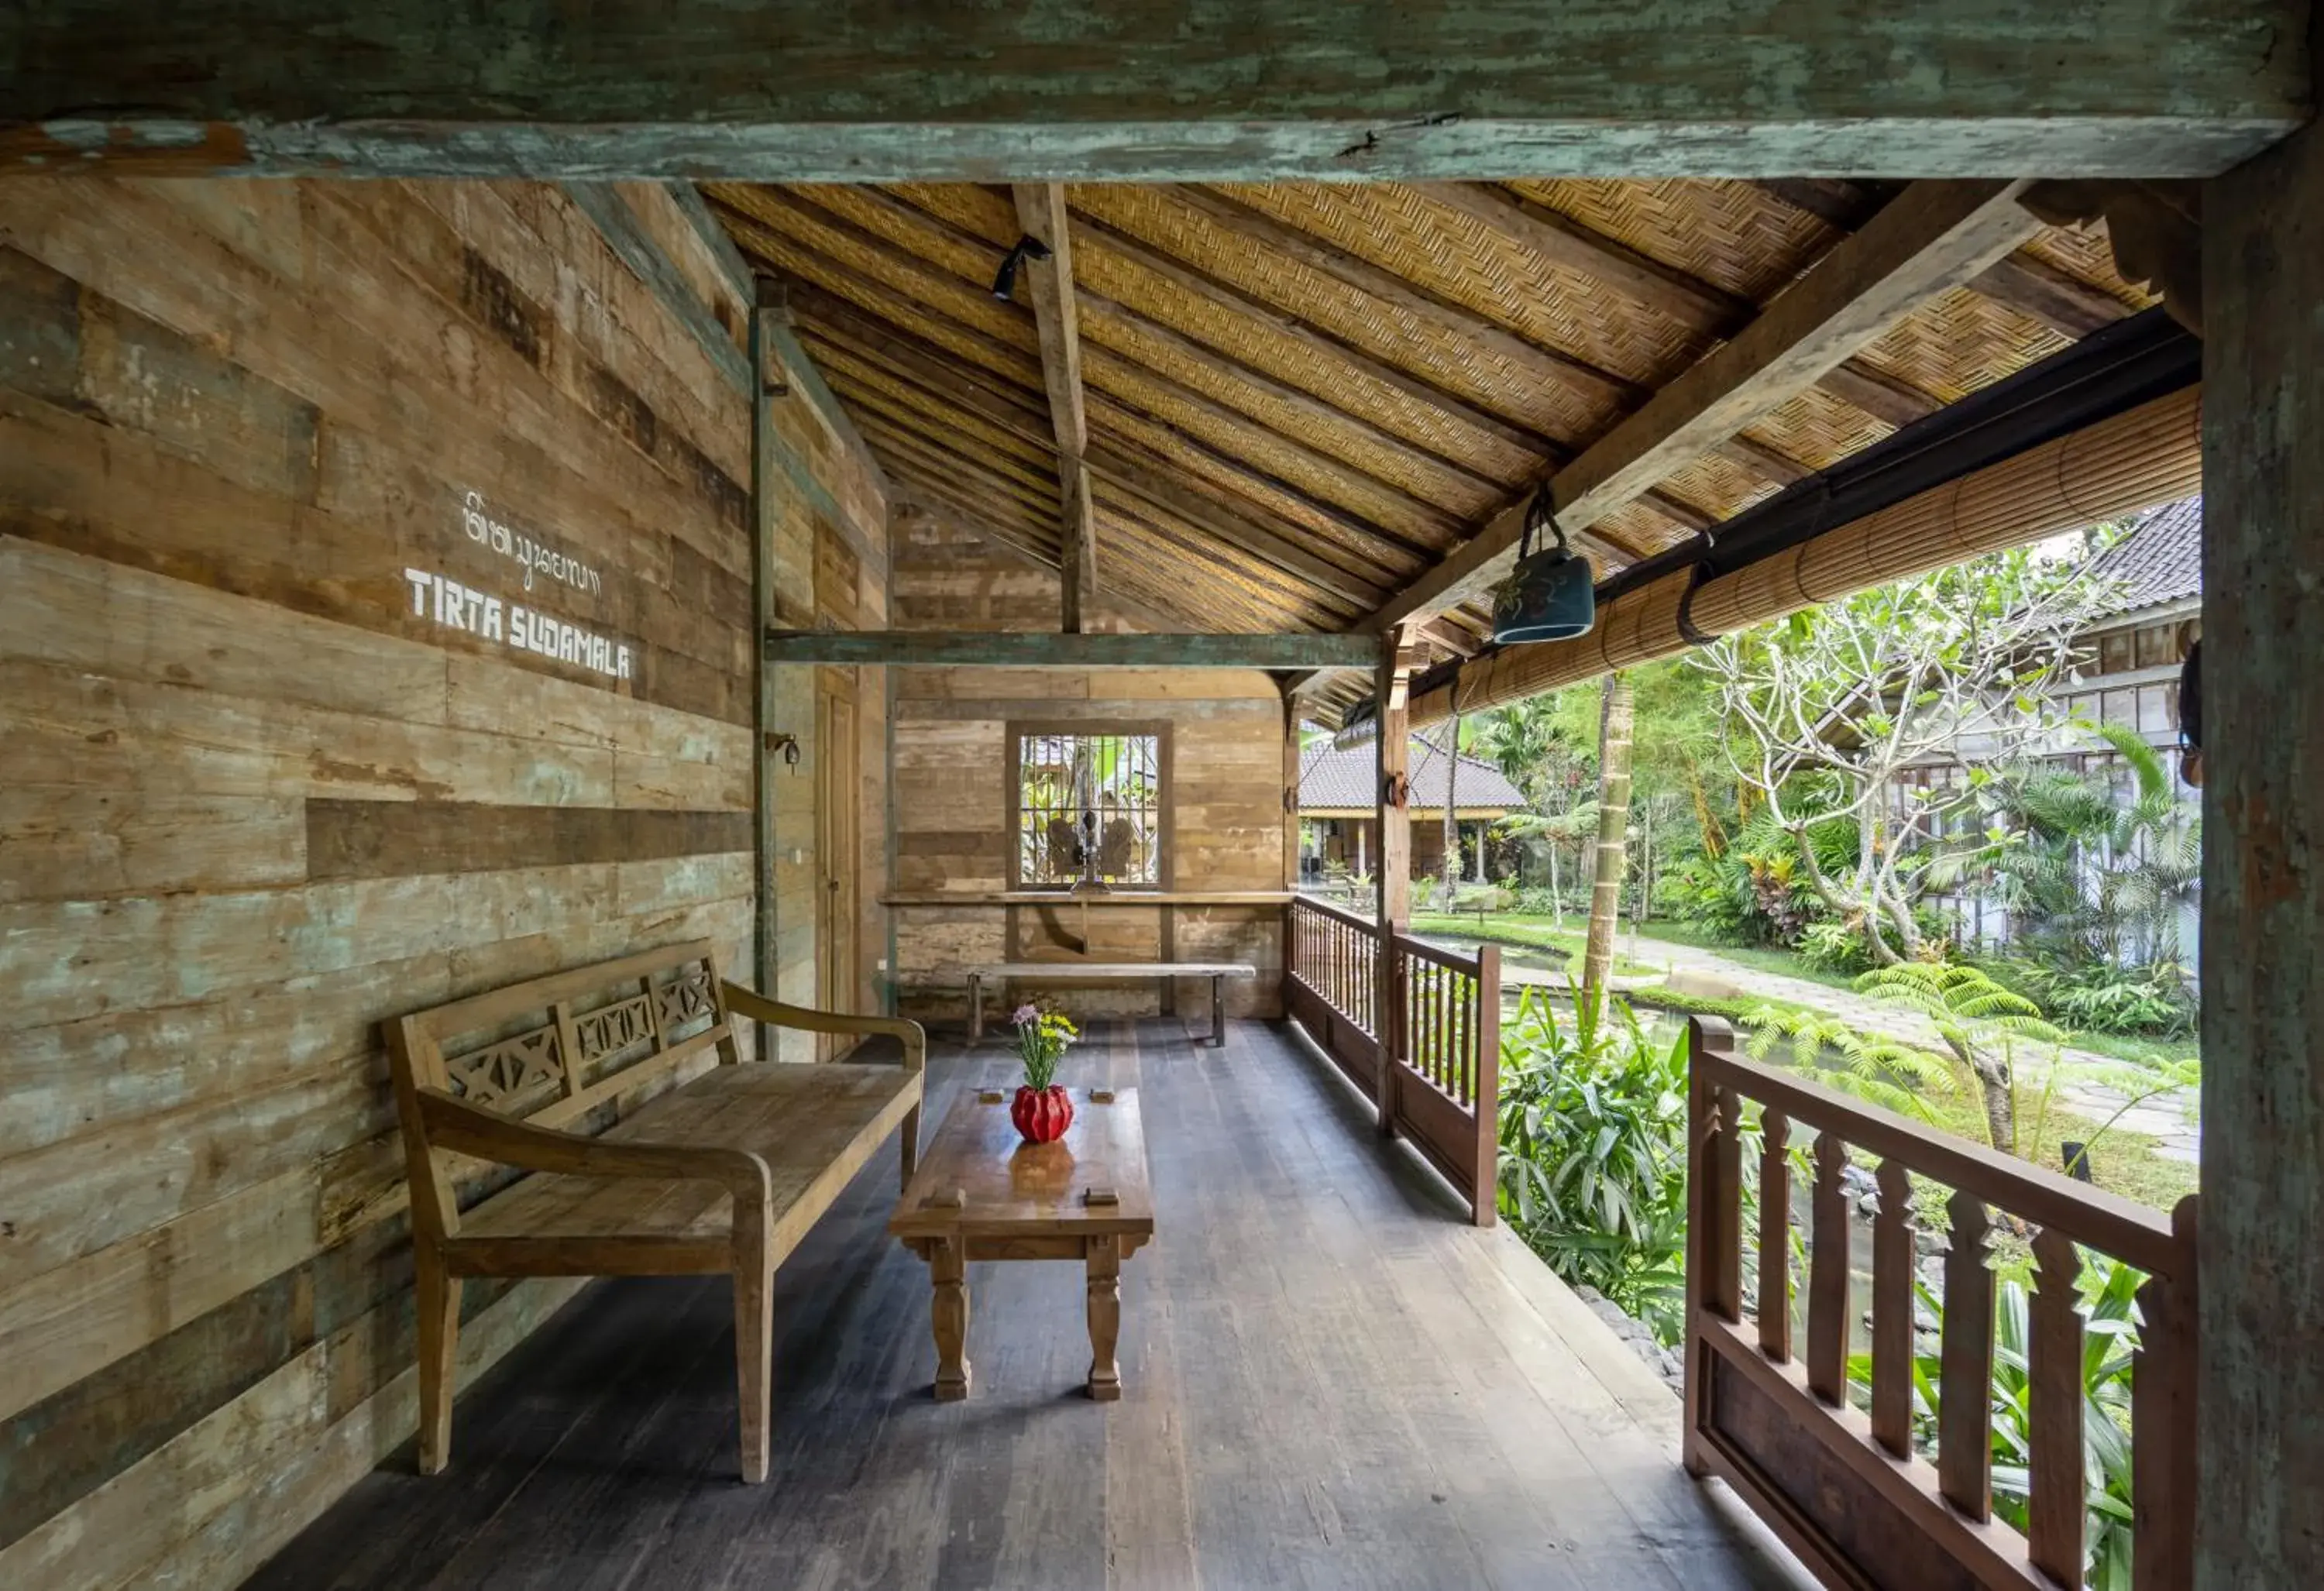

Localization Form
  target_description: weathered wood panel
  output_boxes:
[0,175,888,1582]
[2199,117,2324,1590]
[888,517,1285,1022]
[1,2,2303,178]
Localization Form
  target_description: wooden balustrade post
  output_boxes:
[1870,1158,1917,1458]
[1470,945,1500,1228]
[1937,1191,1996,1522]
[1755,1108,1793,1362]
[1806,1132,1851,1406]
[2133,1196,2199,1588]
[2027,1227,2087,1585]
[1683,1018,1717,1476]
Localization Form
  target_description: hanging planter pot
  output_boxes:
[1491,493,1596,644]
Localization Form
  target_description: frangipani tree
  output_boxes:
[1694,546,2119,965]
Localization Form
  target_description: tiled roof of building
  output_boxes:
[1300,730,1525,813]
[2087,495,2201,622]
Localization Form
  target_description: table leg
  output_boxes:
[1085,1234,1122,1401]
[931,1237,971,1400]
[1210,974,1226,1047]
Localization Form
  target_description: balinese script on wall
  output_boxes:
[404,567,634,682]
[461,490,603,596]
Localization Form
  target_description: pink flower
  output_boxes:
[1011,1003,1040,1026]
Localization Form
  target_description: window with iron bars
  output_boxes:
[1012,729,1164,888]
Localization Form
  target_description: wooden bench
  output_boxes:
[961,961,1257,1047]
[386,940,923,1485]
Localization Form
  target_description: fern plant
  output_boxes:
[1854,962,2063,1158]
[1738,1004,1964,1126]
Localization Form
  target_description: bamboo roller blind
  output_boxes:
[1407,387,2202,730]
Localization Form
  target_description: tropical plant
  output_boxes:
[1697,546,2122,964]
[1853,962,2064,1158]
[1737,1006,1965,1128]
[1851,1255,2144,1590]
[2015,957,2196,1039]
[1971,723,2202,975]
[1496,986,1694,1340]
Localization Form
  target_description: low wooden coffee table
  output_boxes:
[889,1083,1155,1401]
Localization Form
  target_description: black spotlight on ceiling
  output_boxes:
[992,235,1053,301]
[1490,491,1597,644]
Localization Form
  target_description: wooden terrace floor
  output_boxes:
[252,1019,1809,1589]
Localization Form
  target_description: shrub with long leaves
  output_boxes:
[1849,1254,2142,1589]
[1495,986,1695,1340]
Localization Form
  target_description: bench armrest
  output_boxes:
[720,981,927,1075]
[414,1088,773,1201]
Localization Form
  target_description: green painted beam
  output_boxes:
[763,629,1381,670]
[2,2,2305,179]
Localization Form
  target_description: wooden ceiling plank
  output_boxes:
[1713,434,1813,489]
[1098,495,1352,629]
[1167,184,1643,414]
[1360,180,2046,629]
[854,411,1061,517]
[822,366,1058,478]
[1066,206,1561,466]
[1816,359,1943,428]
[717,201,1047,389]
[1420,181,1752,335]
[1011,181,1101,631]
[1088,446,1391,609]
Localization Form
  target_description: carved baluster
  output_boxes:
[2133,1198,2199,1588]
[1755,1107,1793,1362]
[1705,1083,1744,1321]
[1870,1159,1918,1457]
[2027,1227,2087,1584]
[1806,1132,1851,1404]
[1937,1192,1996,1521]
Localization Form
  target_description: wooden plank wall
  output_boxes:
[887,514,1285,1021]
[0,177,886,1585]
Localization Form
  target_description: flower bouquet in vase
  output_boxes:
[1008,1002,1078,1144]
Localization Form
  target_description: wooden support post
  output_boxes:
[1012,181,1098,631]
[2199,115,2324,1591]
[748,279,782,1061]
[1373,626,1411,1135]
[1282,691,1304,892]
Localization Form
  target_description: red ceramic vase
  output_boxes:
[1011,1084,1074,1144]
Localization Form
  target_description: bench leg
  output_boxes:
[734,1218,774,1483]
[900,1100,921,1194]
[1085,1235,1122,1401]
[415,1247,460,1475]
[968,974,983,1046]
[1211,974,1226,1047]
[931,1237,971,1401]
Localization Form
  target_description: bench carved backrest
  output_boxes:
[387,940,743,1241]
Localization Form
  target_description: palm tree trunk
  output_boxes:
[1582,672,1635,1015]
[1438,715,1461,910]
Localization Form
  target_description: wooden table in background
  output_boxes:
[888,1084,1155,1401]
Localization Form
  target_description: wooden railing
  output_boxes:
[1684,1017,2197,1591]
[1284,897,1500,1225]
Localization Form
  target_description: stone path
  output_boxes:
[1424,924,2201,1165]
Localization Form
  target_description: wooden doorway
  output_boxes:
[816,668,860,1058]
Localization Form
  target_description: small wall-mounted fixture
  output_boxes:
[991,234,1053,301]
[764,731,803,771]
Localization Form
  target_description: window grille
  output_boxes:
[1015,731,1161,887]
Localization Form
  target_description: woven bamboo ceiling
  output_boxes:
[707,179,2152,712]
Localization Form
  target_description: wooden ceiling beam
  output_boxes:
[1814,360,1942,428]
[1167,184,1643,414]
[823,367,1057,480]
[19,5,2298,180]
[1010,182,1101,631]
[851,411,1061,518]
[845,184,1516,503]
[1096,494,1352,629]
[750,184,1472,560]
[1712,435,1813,489]
[1360,180,2047,630]
[1972,252,2137,340]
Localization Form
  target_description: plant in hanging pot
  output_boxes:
[1008,1002,1078,1144]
